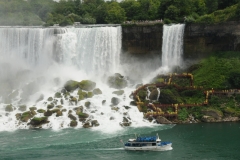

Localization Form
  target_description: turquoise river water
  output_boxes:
[0,122,240,160]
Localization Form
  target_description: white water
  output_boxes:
[0,24,185,132]
[0,26,159,132]
[162,24,185,68]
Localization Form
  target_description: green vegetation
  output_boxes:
[2,0,240,26]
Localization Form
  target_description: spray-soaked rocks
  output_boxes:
[107,73,128,89]
[29,117,49,128]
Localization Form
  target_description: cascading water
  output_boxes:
[0,26,154,132]
[162,24,185,68]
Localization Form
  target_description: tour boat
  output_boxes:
[123,133,172,151]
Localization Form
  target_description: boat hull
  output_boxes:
[124,144,172,151]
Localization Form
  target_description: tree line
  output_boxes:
[0,0,240,26]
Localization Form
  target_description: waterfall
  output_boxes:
[0,26,155,132]
[162,24,185,68]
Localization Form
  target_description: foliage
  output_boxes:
[192,51,240,89]
[178,108,188,121]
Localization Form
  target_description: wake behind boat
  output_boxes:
[123,133,172,151]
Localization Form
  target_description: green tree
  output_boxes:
[164,5,180,22]
[105,2,126,24]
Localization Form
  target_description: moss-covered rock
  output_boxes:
[20,111,34,122]
[37,109,46,113]
[30,117,48,126]
[107,73,128,89]
[83,122,91,128]
[79,80,96,91]
[137,89,147,101]
[5,104,14,112]
[93,88,102,95]
[54,92,62,98]
[47,97,53,101]
[18,105,27,111]
[158,89,183,104]
[78,112,89,118]
[78,89,87,101]
[112,90,124,95]
[70,120,78,127]
[87,92,93,98]
[64,80,79,92]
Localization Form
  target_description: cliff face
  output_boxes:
[122,22,240,60]
[122,24,163,55]
[184,22,240,59]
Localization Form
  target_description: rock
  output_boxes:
[149,88,159,101]
[54,92,62,98]
[91,120,100,127]
[47,103,54,109]
[111,97,120,105]
[44,110,53,116]
[201,115,216,122]
[56,110,63,117]
[56,105,63,109]
[201,109,223,120]
[5,104,13,112]
[29,107,37,111]
[87,92,93,98]
[15,113,21,120]
[18,105,27,111]
[69,96,78,105]
[37,109,46,113]
[73,106,83,114]
[70,120,78,127]
[110,117,115,120]
[62,109,67,112]
[79,80,96,91]
[85,101,91,108]
[47,97,53,101]
[130,101,137,106]
[60,99,64,105]
[111,107,119,111]
[112,90,124,95]
[155,116,172,124]
[61,88,67,94]
[107,74,128,89]
[124,106,131,109]
[64,80,79,92]
[83,122,91,128]
[30,117,48,126]
[68,114,77,121]
[102,100,106,105]
[78,112,89,119]
[93,88,102,95]
[20,111,34,122]
[222,116,239,122]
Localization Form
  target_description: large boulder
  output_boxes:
[70,120,78,127]
[20,111,34,122]
[79,80,96,91]
[201,108,223,120]
[29,117,48,127]
[155,116,172,124]
[64,80,79,92]
[107,73,128,89]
